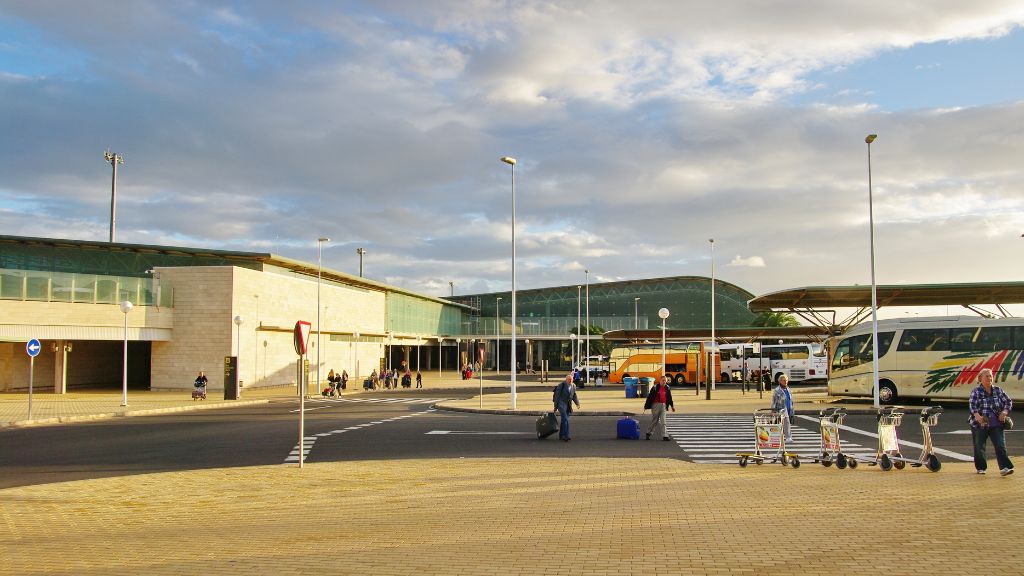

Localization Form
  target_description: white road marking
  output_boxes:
[283,408,436,464]
[425,430,532,435]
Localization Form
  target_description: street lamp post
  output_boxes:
[500,156,518,409]
[317,237,330,393]
[438,338,443,378]
[570,333,577,371]
[585,269,590,383]
[576,285,581,368]
[455,338,461,375]
[866,133,881,408]
[356,248,366,277]
[634,297,640,330]
[104,150,124,243]
[658,308,670,377]
[234,315,243,397]
[119,300,133,406]
[709,238,715,398]
[495,296,502,373]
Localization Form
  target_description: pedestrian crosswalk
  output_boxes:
[665,414,878,465]
[307,397,450,405]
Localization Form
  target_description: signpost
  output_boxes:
[26,339,40,420]
[294,320,311,468]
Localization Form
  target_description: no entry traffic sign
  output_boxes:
[293,321,311,355]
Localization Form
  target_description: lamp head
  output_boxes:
[318,237,330,243]
[658,308,670,319]
[234,315,244,326]
[500,156,516,165]
[865,134,877,144]
[120,300,134,314]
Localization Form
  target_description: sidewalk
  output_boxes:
[0,385,292,428]
[1,457,1020,575]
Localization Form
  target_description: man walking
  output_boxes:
[552,373,581,442]
[970,368,1014,476]
[771,374,795,443]
[644,375,675,440]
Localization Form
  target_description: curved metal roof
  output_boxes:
[748,282,1024,312]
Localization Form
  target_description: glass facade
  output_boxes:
[0,268,172,307]
[453,276,757,335]
[387,292,463,336]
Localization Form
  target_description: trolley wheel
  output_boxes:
[738,456,748,468]
[781,455,789,467]
[790,458,801,469]
[880,454,893,471]
[848,458,859,470]
[894,459,907,470]
[822,459,833,468]
[925,454,941,472]
[755,459,763,466]
[836,453,848,470]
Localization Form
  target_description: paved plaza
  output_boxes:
[2,379,1019,575]
[2,456,1021,575]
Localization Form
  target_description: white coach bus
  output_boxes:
[828,316,1024,403]
[719,343,828,384]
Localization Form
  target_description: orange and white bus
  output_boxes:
[608,342,720,387]
[828,316,1024,403]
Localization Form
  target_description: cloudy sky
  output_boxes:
[2,1,1022,315]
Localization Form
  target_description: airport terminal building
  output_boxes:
[0,235,759,393]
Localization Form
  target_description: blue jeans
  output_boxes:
[972,426,1014,471]
[557,406,571,439]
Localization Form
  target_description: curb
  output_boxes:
[0,399,271,429]
[434,404,637,417]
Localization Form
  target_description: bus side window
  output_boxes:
[976,327,1011,352]
[950,328,978,352]
[1015,327,1024,349]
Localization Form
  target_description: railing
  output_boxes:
[0,268,172,307]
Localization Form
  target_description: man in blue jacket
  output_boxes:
[552,373,581,441]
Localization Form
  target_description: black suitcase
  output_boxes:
[536,412,558,439]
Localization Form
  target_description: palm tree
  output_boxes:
[752,311,800,327]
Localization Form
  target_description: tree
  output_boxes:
[569,324,611,359]
[752,311,800,327]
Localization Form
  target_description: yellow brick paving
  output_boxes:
[1,457,1020,575]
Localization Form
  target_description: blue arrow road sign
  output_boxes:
[26,339,41,357]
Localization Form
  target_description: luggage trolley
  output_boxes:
[874,406,943,472]
[811,407,857,470]
[737,409,801,469]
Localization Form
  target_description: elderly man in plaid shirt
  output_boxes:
[969,368,1015,476]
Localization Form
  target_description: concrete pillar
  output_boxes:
[52,340,69,394]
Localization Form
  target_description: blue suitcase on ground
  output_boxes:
[617,417,640,439]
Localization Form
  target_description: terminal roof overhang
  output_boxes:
[748,282,1024,311]
[747,281,1024,334]
[603,326,830,342]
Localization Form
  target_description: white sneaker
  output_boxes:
[976,470,986,475]
[1000,468,1014,476]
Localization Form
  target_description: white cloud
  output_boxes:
[728,256,766,268]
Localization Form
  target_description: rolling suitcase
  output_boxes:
[536,412,559,439]
[616,417,640,440]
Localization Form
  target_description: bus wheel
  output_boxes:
[878,381,898,404]
[720,372,731,383]
[673,374,686,387]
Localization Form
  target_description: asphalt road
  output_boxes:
[1,389,1020,489]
